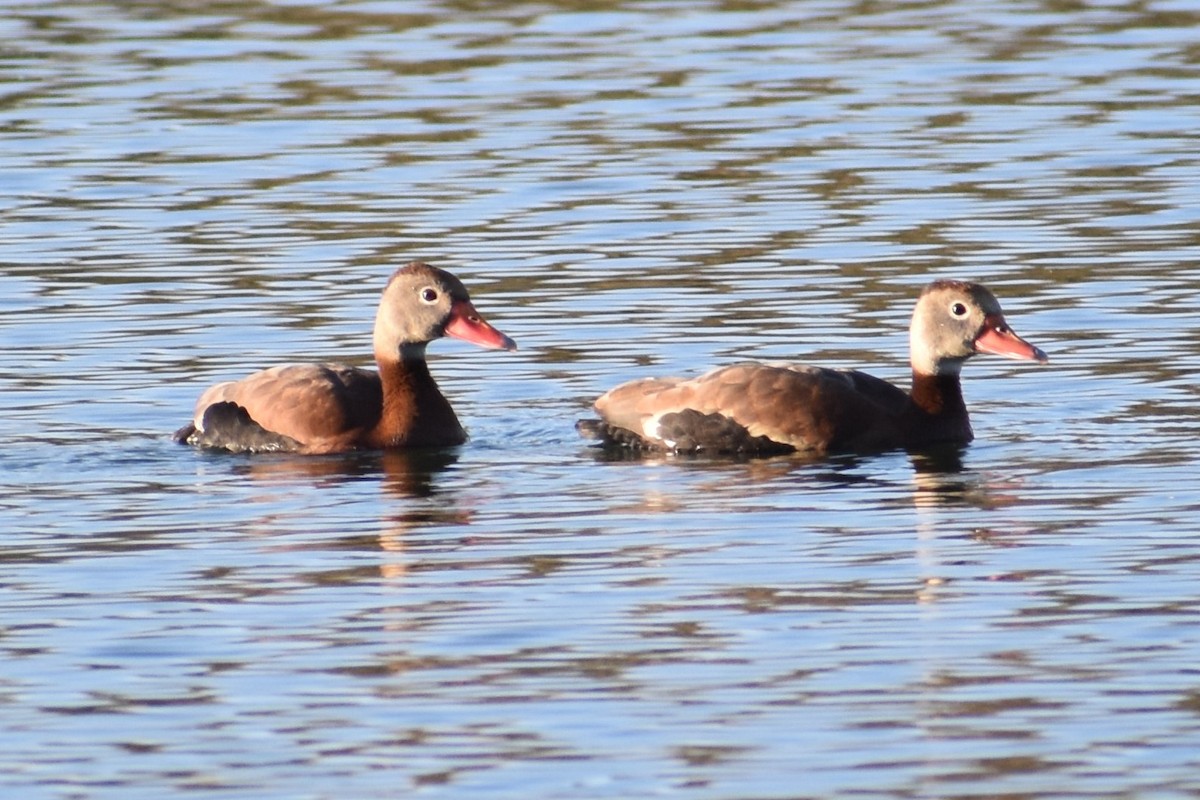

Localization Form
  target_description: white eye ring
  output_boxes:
[950,301,968,318]
[420,287,439,304]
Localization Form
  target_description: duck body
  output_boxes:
[579,280,1046,456]
[176,262,515,454]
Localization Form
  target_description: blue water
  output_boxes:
[2,1,1200,798]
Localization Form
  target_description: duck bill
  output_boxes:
[444,299,517,351]
[974,315,1048,363]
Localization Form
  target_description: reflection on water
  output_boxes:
[227,447,462,498]
[3,0,1200,797]
[216,448,470,582]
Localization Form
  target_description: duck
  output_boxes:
[175,261,516,454]
[577,280,1047,455]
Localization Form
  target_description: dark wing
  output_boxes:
[182,401,304,453]
[577,410,793,454]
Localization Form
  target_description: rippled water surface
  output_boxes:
[4,1,1200,797]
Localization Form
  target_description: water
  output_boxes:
[3,0,1200,797]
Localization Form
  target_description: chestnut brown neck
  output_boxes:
[907,371,972,444]
[368,347,466,448]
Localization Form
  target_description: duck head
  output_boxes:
[909,280,1047,377]
[374,261,516,358]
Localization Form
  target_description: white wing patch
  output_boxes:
[642,412,675,450]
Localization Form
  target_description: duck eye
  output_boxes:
[950,302,968,317]
[420,287,439,304]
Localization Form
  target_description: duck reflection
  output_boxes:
[907,443,1025,512]
[228,447,459,497]
[224,447,467,581]
[581,436,1022,514]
